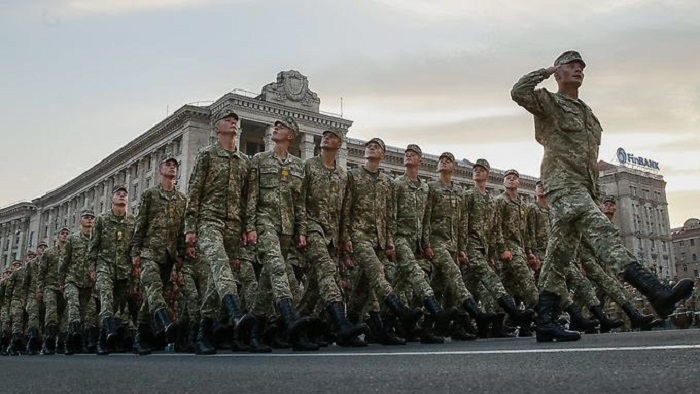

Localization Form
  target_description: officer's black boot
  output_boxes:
[277,298,318,351]
[384,293,423,331]
[65,321,82,355]
[26,326,40,355]
[153,308,176,343]
[590,305,624,333]
[497,295,535,325]
[621,302,661,329]
[40,324,57,355]
[97,326,109,355]
[132,324,152,356]
[536,292,582,343]
[622,261,694,319]
[7,333,22,356]
[249,315,272,353]
[194,317,217,355]
[327,302,368,347]
[463,297,496,328]
[490,313,516,338]
[566,304,599,332]
[56,331,66,354]
[222,294,255,351]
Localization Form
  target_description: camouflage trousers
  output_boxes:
[304,232,343,306]
[541,189,635,300]
[9,297,25,334]
[64,283,97,328]
[179,257,209,322]
[196,220,250,319]
[25,294,42,331]
[252,226,294,316]
[498,245,538,308]
[348,244,394,318]
[43,288,65,327]
[558,262,600,309]
[97,275,131,322]
[581,255,630,306]
[463,247,508,306]
[392,236,434,302]
[140,259,174,315]
[430,246,472,309]
[0,304,9,334]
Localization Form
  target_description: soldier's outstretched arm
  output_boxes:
[510,66,558,117]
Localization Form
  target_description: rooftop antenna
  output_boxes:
[340,97,343,118]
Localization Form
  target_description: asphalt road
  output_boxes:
[2,329,699,394]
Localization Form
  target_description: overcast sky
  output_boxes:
[2,0,699,227]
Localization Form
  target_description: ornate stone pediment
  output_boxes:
[258,70,321,112]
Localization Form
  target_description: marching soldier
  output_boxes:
[4,260,26,355]
[38,228,70,355]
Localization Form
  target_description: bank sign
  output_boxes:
[617,148,660,170]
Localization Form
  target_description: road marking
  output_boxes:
[104,344,700,358]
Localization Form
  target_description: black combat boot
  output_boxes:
[56,331,66,354]
[133,324,152,356]
[154,308,176,343]
[448,310,478,341]
[222,294,255,351]
[622,262,694,319]
[589,305,624,333]
[384,293,423,331]
[40,324,57,355]
[65,321,82,355]
[104,318,121,350]
[621,302,660,329]
[367,312,405,345]
[85,326,99,353]
[7,333,22,356]
[463,297,496,327]
[327,302,368,347]
[424,296,451,336]
[97,326,109,355]
[490,313,516,338]
[26,327,40,355]
[419,314,445,344]
[249,315,272,353]
[0,334,9,356]
[497,295,535,325]
[566,305,599,332]
[536,292,582,343]
[194,317,217,355]
[184,320,198,353]
[277,298,318,351]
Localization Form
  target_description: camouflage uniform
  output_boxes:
[247,149,305,316]
[342,165,395,315]
[392,173,434,302]
[511,63,634,300]
[300,155,347,307]
[23,256,43,333]
[61,232,98,329]
[493,190,538,307]
[7,265,28,335]
[185,141,252,320]
[0,275,9,336]
[91,209,135,323]
[463,186,508,312]
[131,185,186,319]
[39,245,65,328]
[423,179,472,307]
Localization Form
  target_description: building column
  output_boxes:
[339,141,348,169]
[301,132,315,160]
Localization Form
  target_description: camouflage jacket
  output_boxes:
[22,258,41,300]
[131,185,187,263]
[62,232,94,288]
[185,142,250,234]
[341,167,395,249]
[246,150,305,236]
[38,245,64,291]
[7,268,28,303]
[511,69,603,200]
[493,192,528,255]
[0,280,6,310]
[89,211,134,281]
[422,180,466,252]
[393,175,429,247]
[301,155,346,246]
[464,188,496,255]
[526,200,551,256]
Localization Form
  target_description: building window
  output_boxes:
[681,252,687,260]
[680,241,685,247]
[693,254,698,262]
[691,239,696,246]
[29,231,35,247]
[684,265,688,272]
[14,233,20,245]
[662,241,667,252]
[630,186,637,197]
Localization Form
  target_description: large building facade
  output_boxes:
[0,71,536,270]
[598,160,676,279]
[671,218,700,280]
